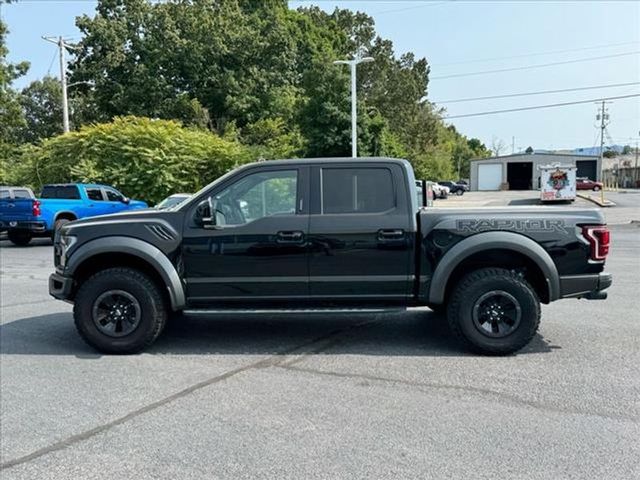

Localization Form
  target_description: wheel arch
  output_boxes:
[66,237,186,310]
[54,211,78,223]
[427,231,560,305]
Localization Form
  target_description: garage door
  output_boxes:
[478,164,503,190]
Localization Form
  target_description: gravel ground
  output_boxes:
[1,195,639,479]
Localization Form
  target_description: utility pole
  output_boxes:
[596,100,611,202]
[333,52,374,158]
[635,136,639,186]
[511,136,515,154]
[43,36,73,133]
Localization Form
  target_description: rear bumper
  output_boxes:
[49,272,74,302]
[0,220,47,233]
[559,272,612,300]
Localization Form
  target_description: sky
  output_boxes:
[3,0,640,152]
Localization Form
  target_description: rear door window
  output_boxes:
[321,168,395,214]
[0,189,10,199]
[41,186,81,199]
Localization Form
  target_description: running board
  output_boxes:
[182,307,405,315]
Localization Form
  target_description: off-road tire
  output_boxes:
[446,267,540,355]
[74,267,167,354]
[7,230,32,246]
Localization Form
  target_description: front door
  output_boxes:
[102,187,129,213]
[308,164,413,303]
[182,166,309,305]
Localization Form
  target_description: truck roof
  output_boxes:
[42,183,110,188]
[244,157,411,167]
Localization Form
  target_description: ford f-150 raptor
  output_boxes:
[49,158,612,355]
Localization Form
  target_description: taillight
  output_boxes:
[32,200,41,217]
[581,225,610,261]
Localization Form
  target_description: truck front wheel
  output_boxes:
[446,268,540,355]
[73,267,167,354]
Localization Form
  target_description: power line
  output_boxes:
[431,51,640,80]
[443,93,640,119]
[433,81,640,104]
[374,1,454,15]
[435,40,640,67]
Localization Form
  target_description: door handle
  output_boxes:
[276,230,304,244]
[377,229,405,241]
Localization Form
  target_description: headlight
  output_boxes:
[59,235,77,268]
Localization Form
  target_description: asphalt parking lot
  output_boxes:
[1,191,639,479]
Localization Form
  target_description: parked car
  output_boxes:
[431,182,450,199]
[155,193,191,210]
[438,181,467,196]
[0,186,40,244]
[49,157,611,356]
[0,183,147,245]
[576,177,603,191]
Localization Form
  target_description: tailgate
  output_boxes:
[0,198,35,223]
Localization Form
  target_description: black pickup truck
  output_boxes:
[49,158,612,355]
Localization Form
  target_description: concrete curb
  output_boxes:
[576,193,616,207]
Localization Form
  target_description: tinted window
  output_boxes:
[13,189,32,199]
[322,168,394,214]
[0,189,9,199]
[213,170,298,226]
[41,185,81,199]
[86,188,104,201]
[105,188,124,202]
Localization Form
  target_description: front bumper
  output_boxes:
[559,272,612,300]
[0,220,47,233]
[49,272,74,302]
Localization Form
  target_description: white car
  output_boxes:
[431,183,450,199]
[155,193,192,210]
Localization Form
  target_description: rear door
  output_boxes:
[308,162,414,302]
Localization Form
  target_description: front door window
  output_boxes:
[213,170,298,227]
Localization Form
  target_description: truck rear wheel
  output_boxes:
[53,218,72,239]
[73,267,167,354]
[446,268,540,355]
[7,230,32,246]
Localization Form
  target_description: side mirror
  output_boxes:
[194,197,218,229]
[122,197,130,204]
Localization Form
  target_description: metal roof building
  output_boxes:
[469,152,600,191]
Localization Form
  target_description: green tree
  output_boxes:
[16,116,251,204]
[18,76,64,143]
[0,18,29,145]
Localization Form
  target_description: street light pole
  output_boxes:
[334,53,374,158]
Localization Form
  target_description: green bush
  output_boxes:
[11,116,252,204]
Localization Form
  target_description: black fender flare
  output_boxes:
[66,236,186,310]
[427,231,560,304]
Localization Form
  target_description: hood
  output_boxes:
[129,199,148,208]
[63,208,177,232]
